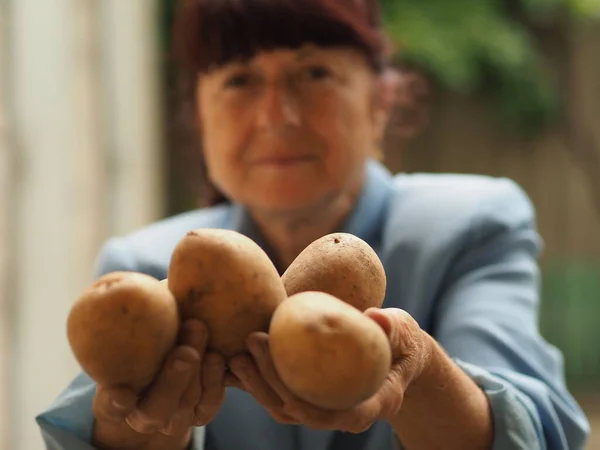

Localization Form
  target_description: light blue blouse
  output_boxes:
[36,160,590,449]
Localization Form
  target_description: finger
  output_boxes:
[364,308,418,359]
[194,352,226,426]
[288,379,398,432]
[343,375,404,431]
[366,308,431,390]
[224,371,245,390]
[370,372,405,420]
[93,385,137,423]
[160,408,196,437]
[364,307,392,333]
[283,401,342,430]
[229,353,284,410]
[284,393,381,432]
[229,352,297,425]
[179,319,208,398]
[160,361,203,436]
[179,365,203,410]
[246,333,295,403]
[180,319,209,401]
[179,319,208,353]
[246,333,325,425]
[127,346,199,434]
[246,332,387,431]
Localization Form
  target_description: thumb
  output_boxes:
[364,307,393,337]
[364,308,420,359]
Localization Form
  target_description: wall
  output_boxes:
[3,0,165,448]
[0,1,12,447]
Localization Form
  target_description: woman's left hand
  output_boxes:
[228,308,432,432]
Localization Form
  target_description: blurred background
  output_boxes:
[0,0,599,449]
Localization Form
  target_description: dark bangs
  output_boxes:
[172,0,387,74]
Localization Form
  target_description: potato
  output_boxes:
[167,228,286,360]
[269,291,391,410]
[67,271,179,392]
[282,233,386,311]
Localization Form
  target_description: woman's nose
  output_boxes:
[255,85,301,130]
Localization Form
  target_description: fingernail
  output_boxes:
[111,399,127,410]
[126,415,162,435]
[173,358,191,371]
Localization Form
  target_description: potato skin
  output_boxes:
[269,291,392,410]
[67,271,179,392]
[282,233,386,311]
[168,228,286,360]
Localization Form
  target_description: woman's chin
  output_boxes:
[248,190,330,216]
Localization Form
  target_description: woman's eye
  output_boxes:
[303,65,332,81]
[225,73,252,88]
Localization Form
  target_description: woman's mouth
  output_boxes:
[251,155,316,166]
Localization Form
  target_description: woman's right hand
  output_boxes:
[91,319,227,450]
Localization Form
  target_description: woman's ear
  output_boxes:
[371,68,401,143]
[388,67,432,140]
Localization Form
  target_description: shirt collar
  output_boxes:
[339,159,394,250]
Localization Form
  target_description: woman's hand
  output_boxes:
[228,308,432,433]
[92,319,230,449]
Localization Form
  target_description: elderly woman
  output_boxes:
[36,0,589,449]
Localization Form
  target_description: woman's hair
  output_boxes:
[172,0,389,75]
[168,0,426,208]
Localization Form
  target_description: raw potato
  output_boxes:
[269,291,392,410]
[67,271,179,392]
[168,228,286,360]
[282,233,386,311]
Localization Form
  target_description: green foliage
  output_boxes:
[380,0,599,137]
[159,0,599,137]
[523,0,600,18]
[540,260,600,388]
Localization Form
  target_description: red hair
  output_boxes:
[172,0,389,74]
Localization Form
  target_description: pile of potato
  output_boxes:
[67,229,391,410]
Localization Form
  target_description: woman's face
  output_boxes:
[197,46,388,215]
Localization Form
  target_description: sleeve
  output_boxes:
[35,238,207,450]
[432,179,590,450]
